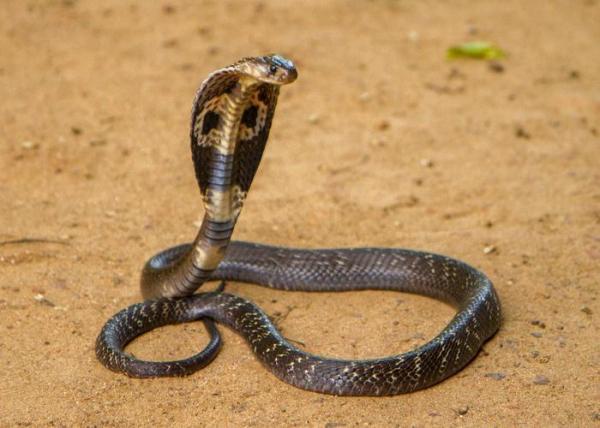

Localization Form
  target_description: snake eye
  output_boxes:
[269,64,278,74]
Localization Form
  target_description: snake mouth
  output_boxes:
[277,66,298,85]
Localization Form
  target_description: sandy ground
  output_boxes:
[1,0,599,426]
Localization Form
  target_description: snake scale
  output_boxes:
[96,54,501,396]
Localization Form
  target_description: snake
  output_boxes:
[96,54,501,396]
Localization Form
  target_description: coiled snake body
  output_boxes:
[96,55,501,396]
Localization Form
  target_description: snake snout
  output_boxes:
[280,66,298,84]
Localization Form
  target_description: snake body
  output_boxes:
[96,55,501,396]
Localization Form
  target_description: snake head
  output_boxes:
[238,54,298,85]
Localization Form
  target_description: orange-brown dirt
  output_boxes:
[1,1,599,426]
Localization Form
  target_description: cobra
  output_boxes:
[96,54,501,396]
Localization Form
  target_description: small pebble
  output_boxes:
[71,126,82,135]
[33,294,55,307]
[488,61,505,73]
[376,120,390,131]
[537,355,550,363]
[483,245,496,255]
[457,406,469,416]
[358,92,371,102]
[533,375,550,385]
[531,332,543,338]
[530,320,546,328]
[197,26,211,36]
[162,4,176,14]
[419,158,433,168]
[484,372,506,380]
[580,306,592,315]
[515,126,531,139]
[163,38,178,48]
[307,113,320,124]
[21,141,39,150]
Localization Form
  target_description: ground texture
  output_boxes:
[1,0,599,426]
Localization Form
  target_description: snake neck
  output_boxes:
[189,78,261,276]
[141,77,264,299]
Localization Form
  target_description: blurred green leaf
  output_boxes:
[447,41,506,60]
